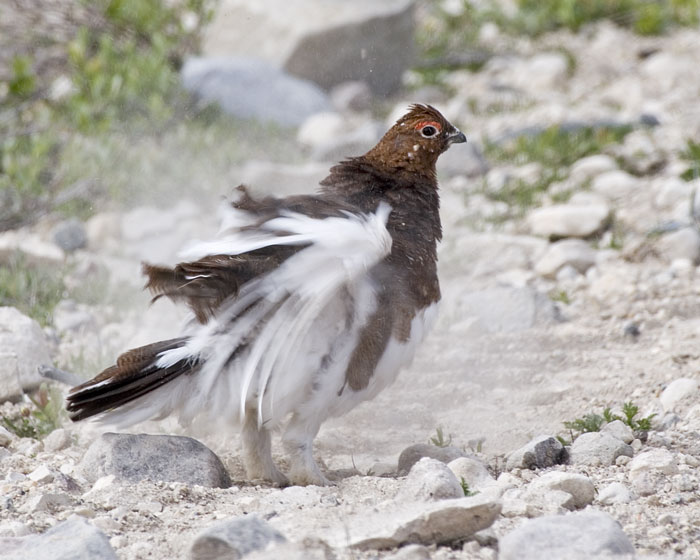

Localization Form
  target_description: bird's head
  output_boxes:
[364,104,466,179]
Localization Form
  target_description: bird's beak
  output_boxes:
[447,129,467,144]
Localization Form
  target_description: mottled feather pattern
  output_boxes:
[66,104,466,486]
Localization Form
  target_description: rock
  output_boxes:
[52,218,87,252]
[656,228,700,264]
[245,539,334,560]
[297,112,345,147]
[76,433,231,488]
[181,56,332,127]
[448,457,494,490]
[598,482,633,505]
[0,231,64,265]
[52,300,96,334]
[0,522,30,537]
[397,444,466,475]
[437,141,489,178]
[568,432,633,466]
[190,516,286,560]
[384,544,431,560]
[202,0,415,94]
[0,426,15,446]
[85,212,121,249]
[323,495,501,549]
[528,204,610,239]
[27,465,55,484]
[455,286,560,333]
[629,449,679,480]
[330,81,373,112]
[400,457,464,501]
[239,160,329,197]
[510,53,569,91]
[25,492,71,513]
[506,435,567,470]
[660,378,698,411]
[569,154,618,185]
[498,510,635,560]
[591,170,640,200]
[0,307,52,401]
[601,420,634,444]
[0,515,117,560]
[534,239,597,279]
[527,472,595,510]
[303,118,383,162]
[43,428,71,452]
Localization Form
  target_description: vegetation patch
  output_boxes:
[559,401,657,445]
[1,384,66,440]
[482,124,632,214]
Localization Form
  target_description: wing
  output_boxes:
[147,187,393,424]
[143,186,370,323]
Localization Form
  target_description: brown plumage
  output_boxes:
[67,104,466,486]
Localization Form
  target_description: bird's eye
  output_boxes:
[420,125,438,138]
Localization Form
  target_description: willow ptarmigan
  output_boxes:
[67,104,466,486]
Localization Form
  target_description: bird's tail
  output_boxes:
[66,337,200,422]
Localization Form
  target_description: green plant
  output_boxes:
[0,253,65,326]
[680,140,700,182]
[460,477,478,497]
[550,290,571,304]
[483,124,633,212]
[8,55,36,99]
[562,401,656,442]
[430,426,453,448]
[1,384,65,439]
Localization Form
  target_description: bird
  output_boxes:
[66,104,466,486]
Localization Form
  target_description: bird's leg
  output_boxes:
[282,413,332,486]
[241,409,288,486]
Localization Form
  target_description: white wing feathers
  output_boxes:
[156,202,392,425]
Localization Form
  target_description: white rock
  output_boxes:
[569,154,618,184]
[0,231,64,265]
[0,520,31,537]
[0,307,53,401]
[528,204,610,239]
[598,482,633,505]
[448,457,494,491]
[600,420,634,444]
[25,492,71,513]
[43,428,71,452]
[499,510,635,560]
[534,239,597,278]
[655,177,694,209]
[656,228,700,264]
[568,432,633,466]
[527,472,595,510]
[384,543,431,560]
[85,212,122,248]
[322,494,501,548]
[239,160,329,197]
[629,449,679,480]
[511,53,569,91]
[297,111,345,147]
[401,457,464,501]
[591,170,640,200]
[28,465,55,484]
[0,426,15,446]
[660,378,698,411]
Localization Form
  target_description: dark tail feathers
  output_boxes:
[66,337,199,422]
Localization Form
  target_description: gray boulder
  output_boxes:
[182,57,332,127]
[499,510,635,560]
[0,515,116,560]
[77,433,231,488]
[201,0,415,94]
[506,435,567,470]
[568,432,633,467]
[190,516,286,560]
[52,218,87,252]
[0,307,52,401]
[397,444,466,475]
